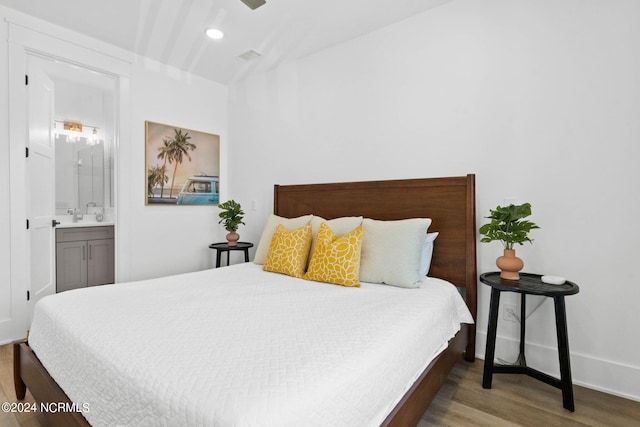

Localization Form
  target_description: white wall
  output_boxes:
[124,59,228,281]
[228,0,640,400]
[0,9,12,342]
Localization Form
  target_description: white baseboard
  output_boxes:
[475,331,640,403]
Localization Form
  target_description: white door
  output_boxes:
[26,59,56,320]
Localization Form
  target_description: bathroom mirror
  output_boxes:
[34,58,117,216]
[55,131,110,214]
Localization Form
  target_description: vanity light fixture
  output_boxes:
[205,28,224,40]
[54,120,102,145]
[63,121,82,142]
[64,121,83,133]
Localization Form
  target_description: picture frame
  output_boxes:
[145,121,220,205]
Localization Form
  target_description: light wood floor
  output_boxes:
[0,345,46,427]
[1,344,639,426]
[421,358,640,426]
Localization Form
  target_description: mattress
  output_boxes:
[28,263,473,427]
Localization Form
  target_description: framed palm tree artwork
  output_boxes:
[145,121,220,205]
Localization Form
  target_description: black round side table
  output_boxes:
[480,272,579,412]
[208,242,253,267]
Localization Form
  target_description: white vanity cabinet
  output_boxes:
[56,226,114,292]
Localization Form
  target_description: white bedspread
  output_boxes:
[29,263,473,427]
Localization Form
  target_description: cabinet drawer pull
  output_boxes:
[82,246,86,261]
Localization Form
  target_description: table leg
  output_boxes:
[483,287,501,389]
[515,293,527,366]
[554,295,575,412]
[226,251,230,266]
[244,248,250,262]
[216,250,222,268]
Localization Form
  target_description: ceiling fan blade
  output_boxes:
[240,0,266,10]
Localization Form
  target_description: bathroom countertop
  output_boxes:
[56,221,115,229]
[55,215,114,228]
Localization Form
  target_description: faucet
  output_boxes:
[67,208,83,223]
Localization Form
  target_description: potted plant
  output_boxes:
[218,200,245,246]
[479,203,540,280]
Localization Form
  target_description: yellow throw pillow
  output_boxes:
[304,223,363,287]
[263,224,312,278]
[253,214,313,264]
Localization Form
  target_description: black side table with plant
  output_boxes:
[480,272,579,412]
[209,242,254,267]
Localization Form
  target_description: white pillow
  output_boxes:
[419,232,439,277]
[253,214,313,264]
[359,218,432,288]
[309,216,363,256]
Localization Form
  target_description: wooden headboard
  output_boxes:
[274,174,477,357]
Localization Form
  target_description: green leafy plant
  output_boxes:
[218,200,245,232]
[479,203,540,250]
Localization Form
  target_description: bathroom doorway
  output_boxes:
[26,54,118,314]
[3,22,127,343]
[0,22,131,343]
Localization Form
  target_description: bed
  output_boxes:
[14,174,477,427]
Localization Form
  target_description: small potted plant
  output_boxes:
[218,200,245,246]
[479,203,540,280]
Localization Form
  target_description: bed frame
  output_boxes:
[14,174,476,427]
[274,174,477,426]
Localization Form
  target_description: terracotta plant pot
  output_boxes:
[226,231,239,246]
[496,249,524,280]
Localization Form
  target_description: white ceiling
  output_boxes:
[0,0,451,84]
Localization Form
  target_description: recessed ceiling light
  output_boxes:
[205,28,224,40]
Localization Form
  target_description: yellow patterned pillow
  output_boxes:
[304,223,363,287]
[263,224,312,278]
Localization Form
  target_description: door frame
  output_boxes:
[5,22,131,343]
